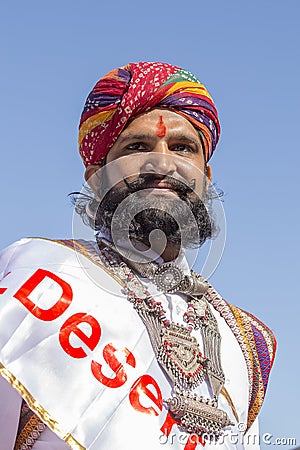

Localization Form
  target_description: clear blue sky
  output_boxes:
[1,1,299,448]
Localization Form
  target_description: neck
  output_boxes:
[131,239,181,263]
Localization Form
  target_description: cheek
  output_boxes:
[177,159,206,192]
[105,155,143,187]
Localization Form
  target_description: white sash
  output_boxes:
[0,238,251,450]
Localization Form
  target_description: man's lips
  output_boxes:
[124,175,194,196]
[141,182,179,194]
[144,182,176,189]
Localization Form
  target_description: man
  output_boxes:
[0,62,276,450]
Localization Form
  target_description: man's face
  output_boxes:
[85,108,215,253]
[105,108,206,197]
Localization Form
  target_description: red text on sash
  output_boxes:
[10,268,204,449]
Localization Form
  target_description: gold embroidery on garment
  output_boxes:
[14,401,46,450]
[221,387,239,423]
[0,363,85,450]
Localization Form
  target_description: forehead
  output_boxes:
[119,108,200,139]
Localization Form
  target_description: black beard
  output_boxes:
[94,173,216,249]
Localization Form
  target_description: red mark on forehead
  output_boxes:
[156,115,167,138]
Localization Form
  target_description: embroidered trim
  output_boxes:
[14,400,46,450]
[206,287,276,430]
[0,362,66,440]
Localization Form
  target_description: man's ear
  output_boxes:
[202,164,212,200]
[84,164,101,195]
[206,164,212,181]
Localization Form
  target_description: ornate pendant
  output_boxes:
[157,323,206,390]
[154,263,184,293]
[165,390,234,439]
[96,243,235,442]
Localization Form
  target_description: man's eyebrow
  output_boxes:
[116,133,202,147]
[116,134,154,145]
[169,134,202,147]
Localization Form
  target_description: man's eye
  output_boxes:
[172,144,195,153]
[125,142,147,151]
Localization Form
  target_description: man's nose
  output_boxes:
[141,142,177,175]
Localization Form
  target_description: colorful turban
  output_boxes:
[79,62,220,167]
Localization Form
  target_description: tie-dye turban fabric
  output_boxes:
[79,62,220,167]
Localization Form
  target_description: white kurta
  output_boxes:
[0,238,260,450]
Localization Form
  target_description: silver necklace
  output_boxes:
[97,240,234,439]
[100,238,208,295]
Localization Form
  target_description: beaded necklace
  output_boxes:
[97,241,234,440]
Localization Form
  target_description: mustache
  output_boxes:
[123,173,196,197]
